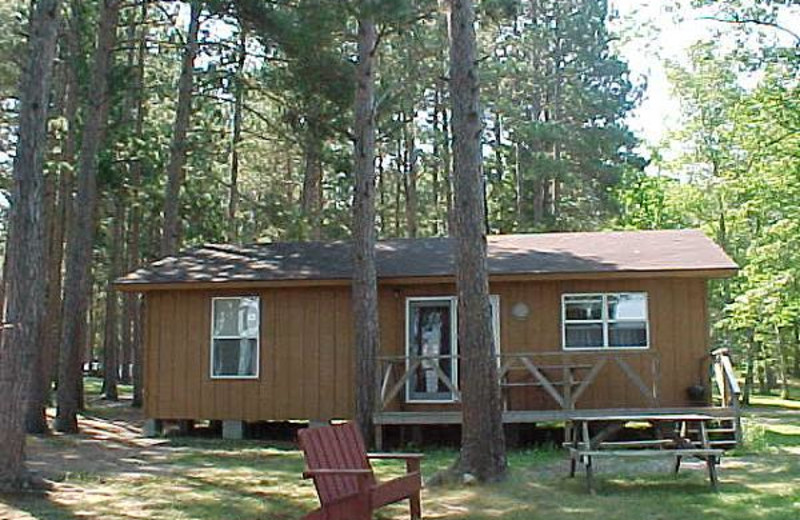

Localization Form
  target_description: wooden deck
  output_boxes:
[372,349,742,450]
[374,406,738,425]
[377,350,661,414]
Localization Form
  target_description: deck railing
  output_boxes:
[376,350,660,413]
[712,348,742,442]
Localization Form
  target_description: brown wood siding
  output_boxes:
[143,277,712,421]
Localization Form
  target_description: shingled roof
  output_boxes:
[116,229,737,290]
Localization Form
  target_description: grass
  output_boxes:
[747,394,800,410]
[2,383,799,519]
[742,377,800,410]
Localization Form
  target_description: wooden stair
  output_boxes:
[687,417,739,449]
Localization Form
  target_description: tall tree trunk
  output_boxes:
[793,325,800,377]
[26,49,76,432]
[129,0,148,407]
[448,0,507,482]
[284,152,295,207]
[119,214,132,386]
[532,176,545,225]
[161,0,201,256]
[377,150,387,233]
[0,0,60,491]
[442,95,454,235]
[301,124,324,240]
[432,87,442,235]
[743,332,756,405]
[228,30,246,243]
[117,5,140,387]
[24,170,56,434]
[403,118,418,238]
[514,143,523,228]
[351,15,379,445]
[394,169,402,236]
[55,0,121,434]
[102,198,123,401]
[493,111,503,230]
[776,326,791,400]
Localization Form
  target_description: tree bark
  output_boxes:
[228,30,246,243]
[24,169,56,434]
[0,0,60,491]
[492,111,504,230]
[102,198,124,401]
[301,123,324,240]
[776,326,791,399]
[442,94,454,235]
[514,143,523,227]
[129,0,148,407]
[743,333,756,405]
[377,150,387,233]
[448,0,507,482]
[55,0,121,434]
[351,15,379,446]
[161,0,201,256]
[432,87,442,234]
[403,118,418,238]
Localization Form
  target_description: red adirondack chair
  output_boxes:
[298,422,423,520]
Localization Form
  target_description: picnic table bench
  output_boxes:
[565,413,724,493]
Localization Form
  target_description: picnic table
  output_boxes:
[565,413,724,493]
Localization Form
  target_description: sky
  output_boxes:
[609,0,799,150]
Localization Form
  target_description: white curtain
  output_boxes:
[237,339,253,375]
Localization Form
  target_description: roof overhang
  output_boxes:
[115,267,738,293]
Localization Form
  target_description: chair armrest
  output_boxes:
[368,453,425,460]
[368,453,424,474]
[302,468,373,479]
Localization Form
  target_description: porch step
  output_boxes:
[691,440,737,447]
[687,427,736,434]
[708,428,736,434]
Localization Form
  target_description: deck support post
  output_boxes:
[374,424,383,451]
[411,425,423,446]
[505,424,520,448]
[177,420,195,436]
[143,418,163,437]
[222,420,245,440]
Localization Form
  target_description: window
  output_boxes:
[562,293,648,350]
[211,297,260,378]
[405,296,500,403]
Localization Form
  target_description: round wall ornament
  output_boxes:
[511,302,530,320]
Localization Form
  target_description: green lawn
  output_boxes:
[2,384,799,519]
[741,378,800,410]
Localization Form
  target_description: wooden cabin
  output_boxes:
[116,229,739,442]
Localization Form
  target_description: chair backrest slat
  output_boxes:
[298,422,374,505]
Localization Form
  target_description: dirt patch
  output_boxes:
[25,401,180,482]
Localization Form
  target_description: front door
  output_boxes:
[406,297,457,402]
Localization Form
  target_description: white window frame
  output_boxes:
[561,292,649,351]
[210,296,261,380]
[404,295,501,404]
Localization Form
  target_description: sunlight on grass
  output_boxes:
[3,397,800,520]
[749,394,800,410]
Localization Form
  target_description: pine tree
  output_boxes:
[351,5,380,445]
[56,0,122,434]
[0,0,61,491]
[449,0,507,482]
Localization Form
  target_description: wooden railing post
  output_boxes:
[711,348,743,443]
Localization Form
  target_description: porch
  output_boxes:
[373,349,740,445]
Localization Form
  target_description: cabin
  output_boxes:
[116,229,740,444]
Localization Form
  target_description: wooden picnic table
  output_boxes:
[565,413,724,493]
